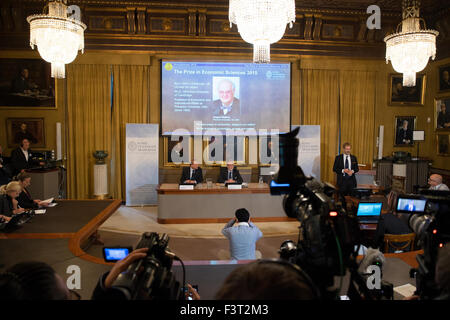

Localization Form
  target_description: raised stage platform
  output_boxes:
[157,182,294,223]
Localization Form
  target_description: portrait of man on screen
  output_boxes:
[210,77,241,118]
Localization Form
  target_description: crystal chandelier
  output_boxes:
[229,0,295,63]
[27,0,87,79]
[384,0,438,87]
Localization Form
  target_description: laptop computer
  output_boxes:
[356,202,383,224]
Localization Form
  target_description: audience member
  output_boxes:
[14,172,48,209]
[10,138,44,176]
[428,174,449,191]
[0,181,25,222]
[222,208,262,260]
[0,144,11,186]
[373,190,412,251]
[214,260,317,300]
[0,261,74,300]
[179,160,203,184]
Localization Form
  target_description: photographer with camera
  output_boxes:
[92,247,149,299]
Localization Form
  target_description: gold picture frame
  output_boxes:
[437,133,450,156]
[163,135,192,167]
[0,58,56,109]
[203,135,246,166]
[394,116,416,147]
[6,117,46,148]
[389,73,425,106]
[435,96,450,131]
[438,63,450,94]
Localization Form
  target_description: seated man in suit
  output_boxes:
[332,142,359,196]
[179,160,203,184]
[10,138,44,176]
[218,161,243,184]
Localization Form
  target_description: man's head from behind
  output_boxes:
[214,260,317,300]
[235,208,249,223]
[218,79,235,106]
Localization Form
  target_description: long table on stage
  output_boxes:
[157,183,293,224]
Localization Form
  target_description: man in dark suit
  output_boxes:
[333,142,359,196]
[211,79,240,117]
[9,138,43,176]
[218,161,243,184]
[180,161,203,184]
[396,120,413,145]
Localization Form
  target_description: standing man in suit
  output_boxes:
[333,142,359,196]
[219,161,243,184]
[180,160,203,184]
[211,79,240,117]
[10,138,44,176]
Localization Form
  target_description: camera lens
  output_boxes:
[409,214,431,237]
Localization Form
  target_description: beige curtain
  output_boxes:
[339,71,376,168]
[110,65,150,199]
[66,64,112,199]
[302,69,340,184]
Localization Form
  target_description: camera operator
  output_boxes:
[404,244,450,300]
[92,247,149,299]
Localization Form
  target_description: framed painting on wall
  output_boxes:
[435,96,450,130]
[163,135,192,166]
[438,63,450,93]
[6,118,45,148]
[394,116,416,146]
[203,135,246,166]
[389,74,425,106]
[0,58,56,108]
[437,133,450,156]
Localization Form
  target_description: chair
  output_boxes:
[384,233,415,253]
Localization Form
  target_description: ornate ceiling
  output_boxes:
[0,0,448,59]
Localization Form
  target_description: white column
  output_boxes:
[93,163,108,197]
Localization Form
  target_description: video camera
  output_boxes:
[270,127,392,300]
[400,191,450,299]
[106,232,182,300]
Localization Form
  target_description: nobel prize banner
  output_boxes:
[292,125,321,180]
[126,124,159,206]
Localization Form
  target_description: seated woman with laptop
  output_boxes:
[14,172,49,209]
[0,181,26,222]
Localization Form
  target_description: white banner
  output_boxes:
[125,124,159,206]
[292,125,321,180]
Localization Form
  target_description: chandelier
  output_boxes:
[384,0,438,87]
[27,0,87,79]
[229,0,295,63]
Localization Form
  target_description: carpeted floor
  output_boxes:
[91,205,301,260]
